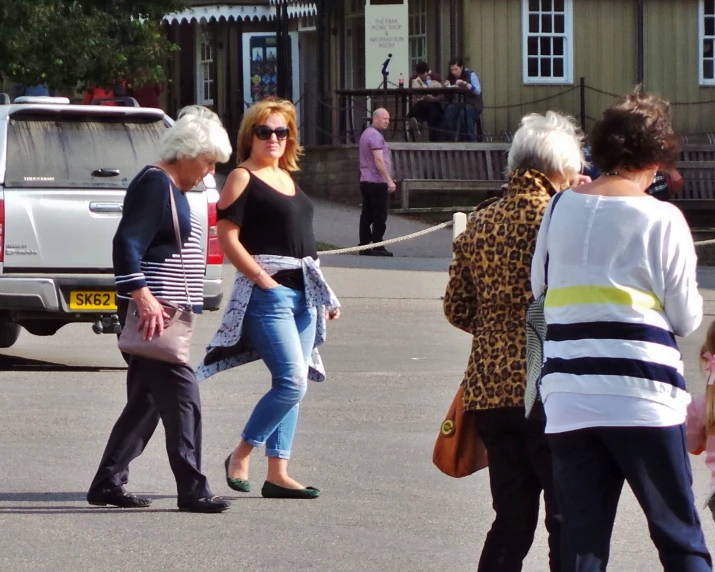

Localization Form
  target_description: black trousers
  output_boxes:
[359,181,389,245]
[88,301,211,504]
[549,425,712,572]
[407,100,444,142]
[474,407,561,572]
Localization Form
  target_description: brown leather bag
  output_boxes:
[117,170,195,365]
[432,385,488,478]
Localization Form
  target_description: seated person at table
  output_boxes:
[443,57,484,142]
[406,61,444,142]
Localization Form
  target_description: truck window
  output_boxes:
[5,115,167,189]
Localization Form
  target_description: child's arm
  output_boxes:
[686,394,707,455]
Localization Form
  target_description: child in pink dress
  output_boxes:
[686,320,715,520]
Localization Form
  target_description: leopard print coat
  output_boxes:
[443,169,556,411]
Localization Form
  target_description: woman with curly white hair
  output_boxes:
[86,106,233,513]
[444,110,588,571]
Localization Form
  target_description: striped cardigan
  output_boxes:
[531,189,703,418]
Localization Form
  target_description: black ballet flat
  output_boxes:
[261,481,320,499]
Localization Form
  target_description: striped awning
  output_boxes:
[270,2,317,18]
[163,3,317,25]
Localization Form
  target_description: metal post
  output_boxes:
[316,0,327,144]
[580,77,586,132]
[637,0,644,86]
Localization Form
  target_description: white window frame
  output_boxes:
[196,23,214,105]
[521,0,574,85]
[409,0,428,72]
[700,0,715,85]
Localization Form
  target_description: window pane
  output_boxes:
[554,37,564,55]
[706,59,714,79]
[555,0,565,11]
[6,117,167,189]
[542,14,552,33]
[555,14,565,33]
[705,38,714,57]
[707,17,715,37]
[528,36,538,55]
[529,14,539,32]
[541,58,552,77]
[554,58,564,78]
[528,57,539,77]
[540,37,551,55]
[541,0,552,10]
[529,0,539,11]
[707,0,715,16]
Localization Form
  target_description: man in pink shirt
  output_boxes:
[358,108,395,256]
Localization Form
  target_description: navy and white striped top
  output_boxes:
[531,190,703,432]
[113,167,205,310]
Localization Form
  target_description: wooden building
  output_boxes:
[465,0,715,138]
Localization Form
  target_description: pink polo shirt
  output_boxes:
[359,126,392,183]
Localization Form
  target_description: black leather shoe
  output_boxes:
[372,246,394,257]
[87,491,151,508]
[178,496,231,513]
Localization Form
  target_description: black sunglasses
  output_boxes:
[253,125,290,141]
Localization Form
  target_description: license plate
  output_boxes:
[69,291,117,311]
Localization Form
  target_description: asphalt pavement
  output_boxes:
[1,199,715,571]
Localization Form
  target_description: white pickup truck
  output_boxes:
[0,95,224,348]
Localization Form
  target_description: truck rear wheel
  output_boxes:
[0,322,21,348]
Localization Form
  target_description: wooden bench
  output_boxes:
[670,147,715,229]
[389,142,510,213]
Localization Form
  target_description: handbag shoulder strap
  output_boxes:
[166,178,192,306]
[544,190,566,289]
[145,167,192,306]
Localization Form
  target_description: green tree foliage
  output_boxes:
[0,0,186,91]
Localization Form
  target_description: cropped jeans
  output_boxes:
[241,284,317,459]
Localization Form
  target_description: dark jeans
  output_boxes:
[549,425,712,572]
[443,102,481,142]
[88,301,211,505]
[408,100,444,142]
[359,181,389,245]
[474,407,561,572]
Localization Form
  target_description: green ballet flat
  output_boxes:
[261,481,320,499]
[224,455,251,493]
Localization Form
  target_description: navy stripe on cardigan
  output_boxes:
[546,321,677,349]
[542,357,685,390]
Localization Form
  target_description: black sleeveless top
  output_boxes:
[216,168,317,290]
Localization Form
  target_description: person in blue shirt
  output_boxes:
[443,57,484,142]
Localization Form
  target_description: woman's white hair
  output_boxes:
[158,105,232,164]
[507,111,585,181]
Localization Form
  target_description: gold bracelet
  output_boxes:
[253,269,265,283]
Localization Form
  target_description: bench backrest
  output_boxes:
[390,143,510,182]
[676,146,715,200]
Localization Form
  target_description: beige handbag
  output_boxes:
[117,171,195,365]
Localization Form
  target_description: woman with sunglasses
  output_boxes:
[196,98,341,499]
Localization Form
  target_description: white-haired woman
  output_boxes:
[443,111,588,571]
[87,106,233,513]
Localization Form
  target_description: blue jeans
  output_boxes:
[444,103,479,142]
[549,425,712,572]
[241,285,317,459]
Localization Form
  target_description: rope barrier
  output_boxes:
[486,86,579,110]
[313,213,715,255]
[317,220,454,255]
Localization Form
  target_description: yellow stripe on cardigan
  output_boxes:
[545,285,663,311]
